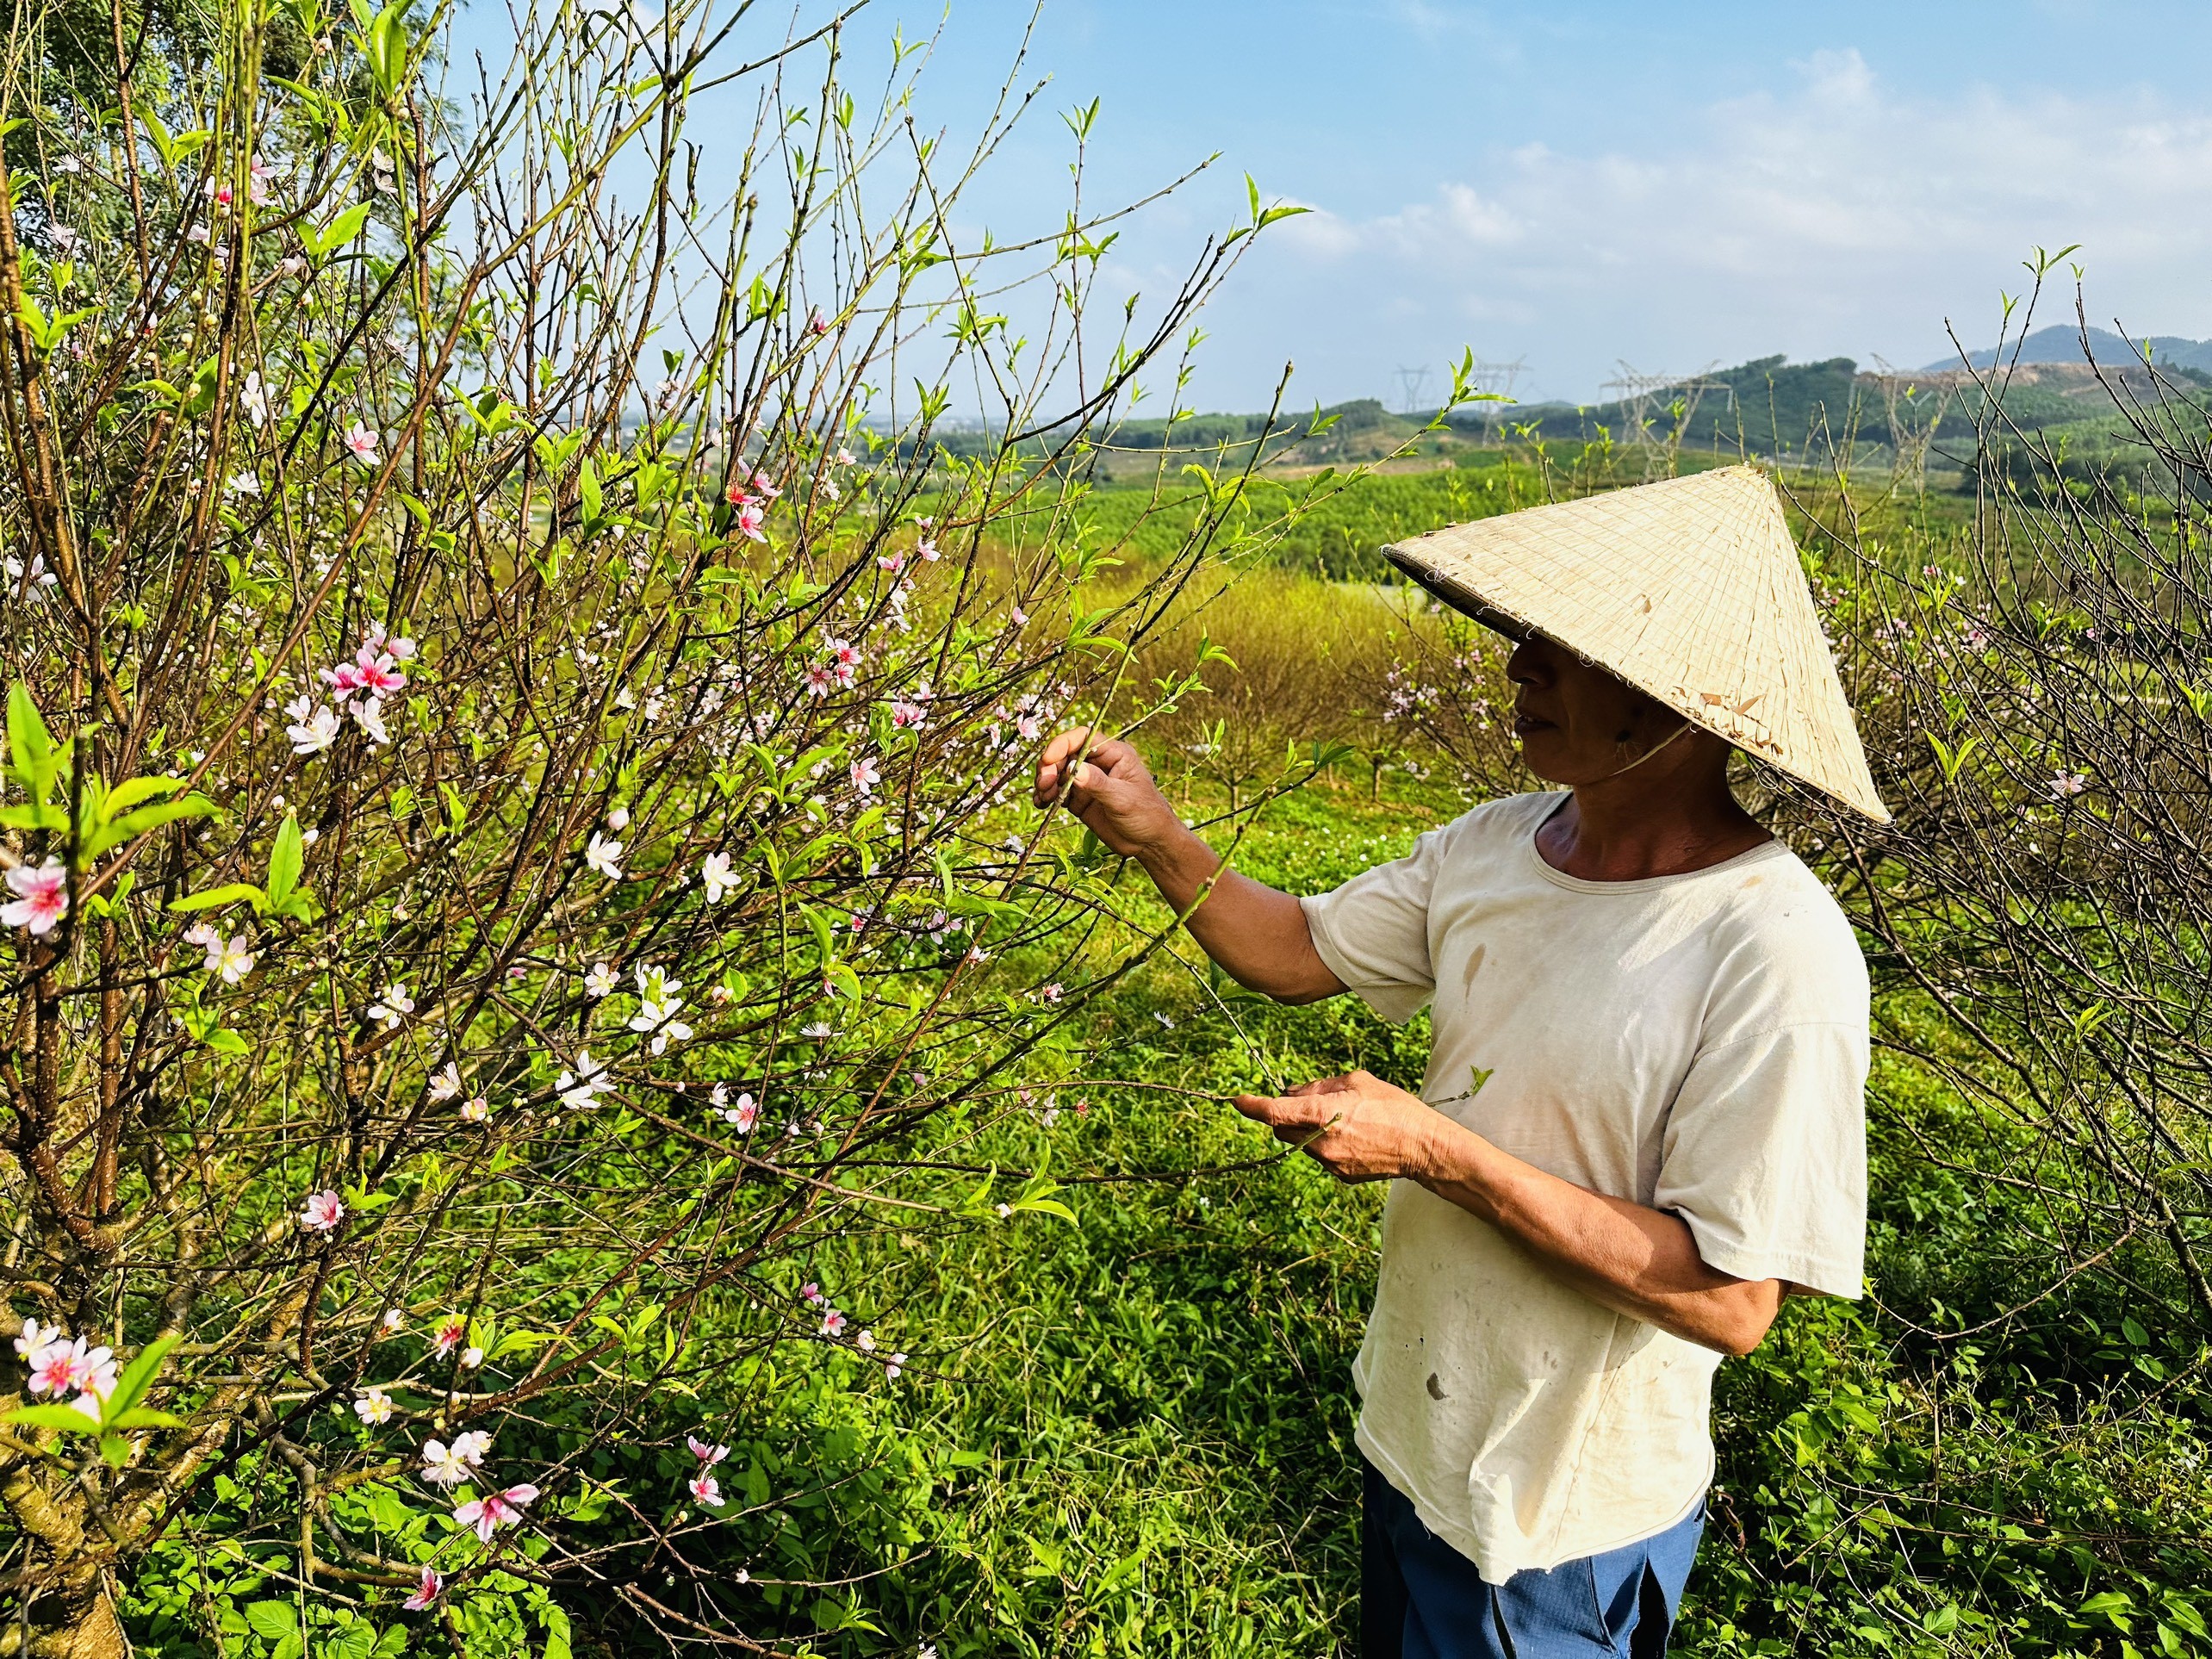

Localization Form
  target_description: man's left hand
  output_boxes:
[1233,1070,1449,1184]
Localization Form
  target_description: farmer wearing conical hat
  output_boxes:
[1035,466,1880,1658]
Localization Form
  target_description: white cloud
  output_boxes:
[1191,48,2212,404]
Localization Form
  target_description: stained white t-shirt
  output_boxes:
[1300,791,1867,1582]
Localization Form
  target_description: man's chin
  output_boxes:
[1515,738,1572,786]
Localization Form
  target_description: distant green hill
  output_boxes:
[1094,396,1420,462]
[1448,351,2200,463]
[908,353,2203,486]
[1938,323,2212,375]
[1455,355,1871,454]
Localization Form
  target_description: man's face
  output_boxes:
[1507,634,1681,786]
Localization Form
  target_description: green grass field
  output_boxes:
[1063,451,1985,584]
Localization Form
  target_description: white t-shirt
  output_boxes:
[1300,791,1867,1583]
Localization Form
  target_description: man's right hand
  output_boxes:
[1030,726,1345,1004]
[1033,729,1184,858]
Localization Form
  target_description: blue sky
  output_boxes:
[869,0,2212,407]
[450,0,2212,412]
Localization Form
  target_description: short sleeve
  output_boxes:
[1652,1022,1868,1299]
[1299,824,1451,1025]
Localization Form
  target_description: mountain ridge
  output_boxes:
[1925,323,2212,374]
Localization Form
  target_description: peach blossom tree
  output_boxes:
[0,1,1340,1650]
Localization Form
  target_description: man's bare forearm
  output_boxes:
[1410,1115,1781,1356]
[1032,728,1344,1004]
[1133,823,1345,1003]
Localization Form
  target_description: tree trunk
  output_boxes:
[2,1451,124,1658]
[0,1575,126,1659]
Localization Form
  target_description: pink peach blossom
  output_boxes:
[28,1341,84,1401]
[299,1190,345,1233]
[352,647,407,698]
[2,861,68,936]
[453,1483,537,1542]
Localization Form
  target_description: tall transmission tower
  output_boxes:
[1598,363,1681,445]
[1596,361,1738,475]
[1599,362,1732,447]
[1394,365,1433,415]
[1867,356,1957,494]
[1469,357,1527,401]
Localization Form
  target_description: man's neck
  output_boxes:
[1537,772,1771,884]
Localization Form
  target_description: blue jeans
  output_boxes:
[1361,1457,1705,1657]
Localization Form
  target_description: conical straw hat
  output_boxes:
[1383,464,1889,823]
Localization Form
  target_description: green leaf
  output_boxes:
[542,1604,574,1659]
[2,1401,103,1433]
[578,457,603,522]
[2083,1591,2136,1633]
[244,1600,300,1643]
[82,873,135,918]
[15,298,54,351]
[96,774,184,821]
[170,985,218,1042]
[204,1029,252,1056]
[365,1,410,96]
[140,110,210,170]
[107,1407,188,1431]
[1092,1540,1151,1598]
[0,803,69,830]
[169,883,267,914]
[309,201,374,258]
[105,793,219,837]
[140,108,177,166]
[101,1334,178,1424]
[266,813,304,913]
[182,356,221,418]
[6,683,58,798]
[83,794,219,860]
[329,1621,376,1659]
